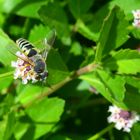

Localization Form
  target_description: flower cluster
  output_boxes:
[132,10,140,28]
[11,51,38,84]
[107,105,139,132]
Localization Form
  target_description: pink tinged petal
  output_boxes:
[123,127,131,132]
[108,106,114,112]
[132,10,140,19]
[11,61,17,67]
[16,51,22,56]
[125,122,133,130]
[14,73,18,79]
[132,20,140,28]
[26,75,32,80]
[108,105,121,114]
[26,66,31,71]
[107,116,117,123]
[14,69,21,79]
[115,122,123,130]
[11,51,41,84]
[108,105,140,132]
[22,78,28,84]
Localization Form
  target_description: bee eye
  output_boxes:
[34,66,42,73]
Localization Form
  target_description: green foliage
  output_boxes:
[25,97,65,139]
[95,6,129,62]
[68,0,94,19]
[38,2,70,39]
[0,0,140,140]
[80,70,127,109]
[103,49,140,74]
[0,29,17,65]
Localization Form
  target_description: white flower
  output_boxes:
[132,19,140,28]
[132,10,140,19]
[11,51,38,84]
[11,61,18,67]
[132,10,140,28]
[107,105,140,132]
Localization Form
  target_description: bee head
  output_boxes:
[35,71,48,81]
[41,71,48,80]
[34,59,45,73]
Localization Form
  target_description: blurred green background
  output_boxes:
[0,0,140,140]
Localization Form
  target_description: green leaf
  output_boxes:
[125,76,140,90]
[76,19,99,41]
[96,70,126,102]
[110,0,140,19]
[86,0,140,41]
[29,24,51,43]
[14,122,29,140]
[123,91,140,111]
[0,120,6,140]
[80,70,126,107]
[103,49,140,74]
[16,84,45,104]
[47,49,69,85]
[0,71,13,92]
[70,41,82,56]
[131,123,140,140]
[69,0,94,19]
[131,28,140,39]
[38,2,70,39]
[29,25,55,50]
[0,29,17,66]
[3,111,15,140]
[0,0,49,18]
[85,5,110,42]
[95,6,129,62]
[25,97,65,139]
[49,135,72,140]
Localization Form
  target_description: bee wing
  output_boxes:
[6,43,21,55]
[7,44,34,66]
[41,29,56,60]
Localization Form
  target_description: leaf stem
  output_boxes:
[74,63,98,77]
[87,124,114,140]
[0,71,14,78]
[22,63,99,108]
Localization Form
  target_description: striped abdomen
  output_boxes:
[16,38,38,57]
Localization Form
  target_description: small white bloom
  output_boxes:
[107,105,140,132]
[16,51,21,56]
[132,19,140,28]
[11,52,38,84]
[22,78,28,84]
[132,10,140,28]
[132,10,140,19]
[11,61,17,67]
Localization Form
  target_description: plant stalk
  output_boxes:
[88,124,114,140]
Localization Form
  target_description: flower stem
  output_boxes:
[87,124,114,140]
[22,63,99,108]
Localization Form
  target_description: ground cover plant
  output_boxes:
[0,0,140,140]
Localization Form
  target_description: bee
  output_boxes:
[9,30,56,83]
[16,38,48,81]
